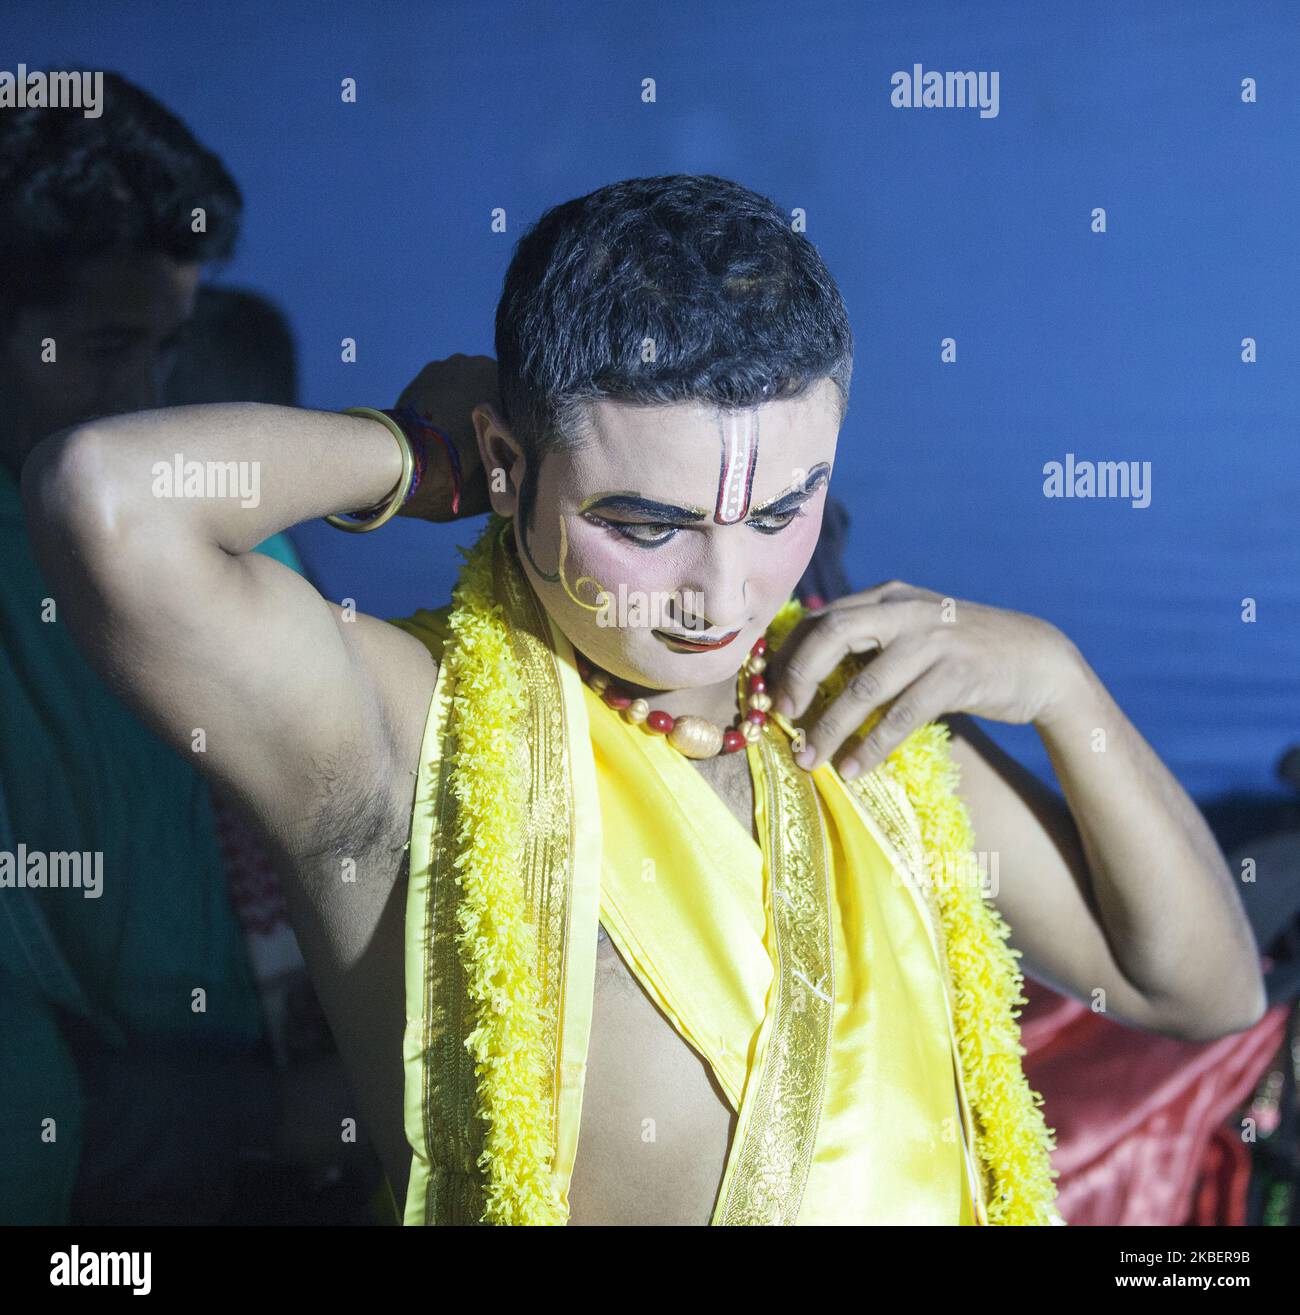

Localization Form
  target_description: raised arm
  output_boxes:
[19,356,491,857]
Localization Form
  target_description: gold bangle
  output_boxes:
[324,407,416,532]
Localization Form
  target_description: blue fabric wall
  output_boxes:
[23,0,1299,798]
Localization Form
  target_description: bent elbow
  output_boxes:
[1234,979,1271,1034]
[20,425,155,611]
[22,425,118,542]
[1161,979,1269,1043]
[21,423,156,562]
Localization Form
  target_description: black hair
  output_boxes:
[493,174,853,573]
[0,69,242,320]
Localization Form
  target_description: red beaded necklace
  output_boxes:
[575,638,773,760]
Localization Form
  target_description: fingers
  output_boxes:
[835,665,954,780]
[765,611,821,708]
[766,584,958,775]
[794,639,935,773]
[768,603,888,720]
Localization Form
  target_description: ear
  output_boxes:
[471,402,527,517]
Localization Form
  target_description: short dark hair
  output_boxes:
[494,174,853,552]
[0,69,242,320]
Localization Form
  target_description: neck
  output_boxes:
[614,668,746,726]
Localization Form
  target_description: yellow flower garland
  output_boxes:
[442,524,566,1224]
[442,517,1059,1225]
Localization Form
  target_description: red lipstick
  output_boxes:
[652,627,741,652]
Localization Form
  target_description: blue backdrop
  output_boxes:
[22,0,1300,799]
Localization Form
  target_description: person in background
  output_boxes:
[162,286,306,575]
[2,71,281,1224]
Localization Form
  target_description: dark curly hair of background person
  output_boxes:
[0,69,242,318]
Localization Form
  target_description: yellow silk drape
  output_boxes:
[586,680,978,1225]
[395,577,985,1224]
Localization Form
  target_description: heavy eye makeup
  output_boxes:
[581,505,807,548]
[577,467,830,549]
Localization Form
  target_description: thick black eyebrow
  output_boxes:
[579,493,709,523]
[749,462,832,516]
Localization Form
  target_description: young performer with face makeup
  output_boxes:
[509,395,836,735]
[23,175,1264,1226]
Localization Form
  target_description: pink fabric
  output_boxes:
[1018,976,1290,1226]
[1190,1123,1251,1227]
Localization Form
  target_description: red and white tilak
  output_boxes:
[714,411,759,523]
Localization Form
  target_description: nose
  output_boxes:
[672,529,751,631]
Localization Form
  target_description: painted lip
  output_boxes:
[652,627,741,652]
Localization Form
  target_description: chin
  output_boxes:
[560,618,750,692]
[628,647,748,692]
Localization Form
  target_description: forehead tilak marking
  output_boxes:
[714,411,759,524]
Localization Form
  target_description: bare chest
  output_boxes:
[687,750,760,845]
[567,921,737,1224]
[567,750,757,1225]
[331,737,764,1223]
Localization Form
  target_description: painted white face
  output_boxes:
[508,377,841,693]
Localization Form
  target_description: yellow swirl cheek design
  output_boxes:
[554,513,612,613]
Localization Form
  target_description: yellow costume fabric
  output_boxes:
[590,680,980,1224]
[390,515,1059,1225]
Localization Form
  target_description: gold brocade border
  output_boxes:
[848,769,941,968]
[418,652,489,1223]
[492,525,576,1155]
[414,522,578,1225]
[714,725,836,1225]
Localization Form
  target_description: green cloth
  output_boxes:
[251,528,305,574]
[0,461,268,1223]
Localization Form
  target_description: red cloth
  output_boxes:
[1018,977,1289,1225]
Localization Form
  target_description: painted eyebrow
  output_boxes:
[578,493,709,523]
[579,462,830,524]
[749,462,832,516]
